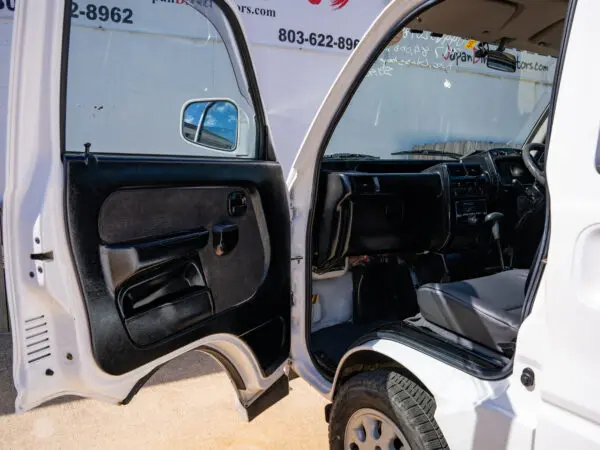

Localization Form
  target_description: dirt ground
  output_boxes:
[0,334,329,449]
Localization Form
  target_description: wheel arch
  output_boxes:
[330,341,434,401]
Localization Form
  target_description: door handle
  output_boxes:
[213,223,239,256]
[228,191,247,217]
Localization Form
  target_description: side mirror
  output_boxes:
[181,99,238,151]
[486,50,517,73]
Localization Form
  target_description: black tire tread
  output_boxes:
[329,369,449,450]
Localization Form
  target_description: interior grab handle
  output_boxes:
[100,229,209,292]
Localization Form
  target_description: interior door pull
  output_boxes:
[213,223,239,256]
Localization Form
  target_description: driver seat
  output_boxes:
[416,269,528,353]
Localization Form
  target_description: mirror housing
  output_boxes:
[181,99,239,151]
[475,38,518,73]
[486,50,517,73]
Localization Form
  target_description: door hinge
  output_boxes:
[283,359,298,380]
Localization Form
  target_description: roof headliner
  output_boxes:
[408,0,569,56]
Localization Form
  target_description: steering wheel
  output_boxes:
[521,142,546,186]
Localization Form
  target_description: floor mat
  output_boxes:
[311,321,388,367]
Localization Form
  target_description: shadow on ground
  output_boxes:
[0,333,223,416]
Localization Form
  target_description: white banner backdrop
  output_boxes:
[1,10,13,197]
[231,0,389,53]
[1,0,388,53]
[0,1,15,17]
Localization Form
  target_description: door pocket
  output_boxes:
[124,286,214,347]
[117,259,214,347]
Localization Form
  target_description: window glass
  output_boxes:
[65,1,256,158]
[325,29,557,160]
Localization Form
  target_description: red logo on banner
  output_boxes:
[308,0,350,10]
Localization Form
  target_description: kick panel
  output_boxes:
[65,155,290,375]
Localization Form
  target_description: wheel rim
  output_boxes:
[344,408,411,450]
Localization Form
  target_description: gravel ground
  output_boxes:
[0,334,329,449]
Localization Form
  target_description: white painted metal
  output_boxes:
[515,0,600,447]
[310,272,353,333]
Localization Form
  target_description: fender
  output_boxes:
[331,338,510,402]
[329,338,514,448]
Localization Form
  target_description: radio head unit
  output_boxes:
[455,199,488,224]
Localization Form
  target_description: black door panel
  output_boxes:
[98,186,267,311]
[65,154,290,375]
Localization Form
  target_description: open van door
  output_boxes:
[513,0,600,446]
[4,0,291,418]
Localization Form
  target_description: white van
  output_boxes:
[5,0,599,449]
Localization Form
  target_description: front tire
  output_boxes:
[329,369,448,450]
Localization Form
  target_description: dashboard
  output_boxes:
[312,148,539,271]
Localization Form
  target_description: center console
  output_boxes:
[427,162,491,251]
[449,164,488,226]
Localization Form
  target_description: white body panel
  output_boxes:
[334,340,542,449]
[516,0,600,447]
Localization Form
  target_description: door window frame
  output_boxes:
[304,0,579,382]
[58,0,273,161]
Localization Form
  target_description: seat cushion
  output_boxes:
[416,269,528,352]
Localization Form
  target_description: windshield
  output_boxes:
[325,29,556,160]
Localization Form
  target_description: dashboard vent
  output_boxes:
[465,165,483,176]
[447,165,466,177]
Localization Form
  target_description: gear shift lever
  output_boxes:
[485,212,505,270]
